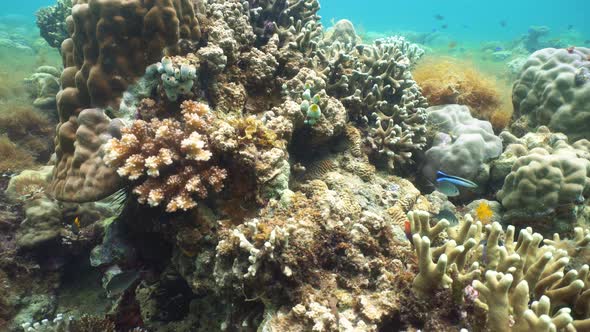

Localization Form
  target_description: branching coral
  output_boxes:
[413,57,513,130]
[35,0,72,49]
[245,0,321,44]
[314,37,429,170]
[105,101,227,212]
[408,210,590,331]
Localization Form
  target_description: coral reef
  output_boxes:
[24,66,61,111]
[511,47,590,140]
[35,0,72,49]
[422,104,503,188]
[14,1,590,331]
[413,57,513,130]
[50,0,202,201]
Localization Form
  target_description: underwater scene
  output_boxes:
[1,0,590,331]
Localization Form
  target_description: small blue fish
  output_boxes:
[436,171,478,189]
[434,208,459,225]
[494,46,503,51]
[435,181,460,197]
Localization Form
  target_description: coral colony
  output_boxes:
[0,0,590,331]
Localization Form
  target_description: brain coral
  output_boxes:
[422,104,502,185]
[511,47,590,140]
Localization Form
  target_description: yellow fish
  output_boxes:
[72,216,81,234]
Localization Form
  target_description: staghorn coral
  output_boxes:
[104,101,227,212]
[413,57,513,130]
[408,210,590,331]
[51,0,201,202]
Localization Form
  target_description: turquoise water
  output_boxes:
[319,0,589,43]
[3,0,588,44]
[1,0,55,19]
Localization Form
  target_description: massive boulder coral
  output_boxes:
[51,109,124,202]
[495,127,590,234]
[511,47,590,140]
[24,66,61,110]
[51,0,201,202]
[422,104,503,187]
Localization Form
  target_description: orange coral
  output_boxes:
[474,201,493,225]
[413,56,513,130]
